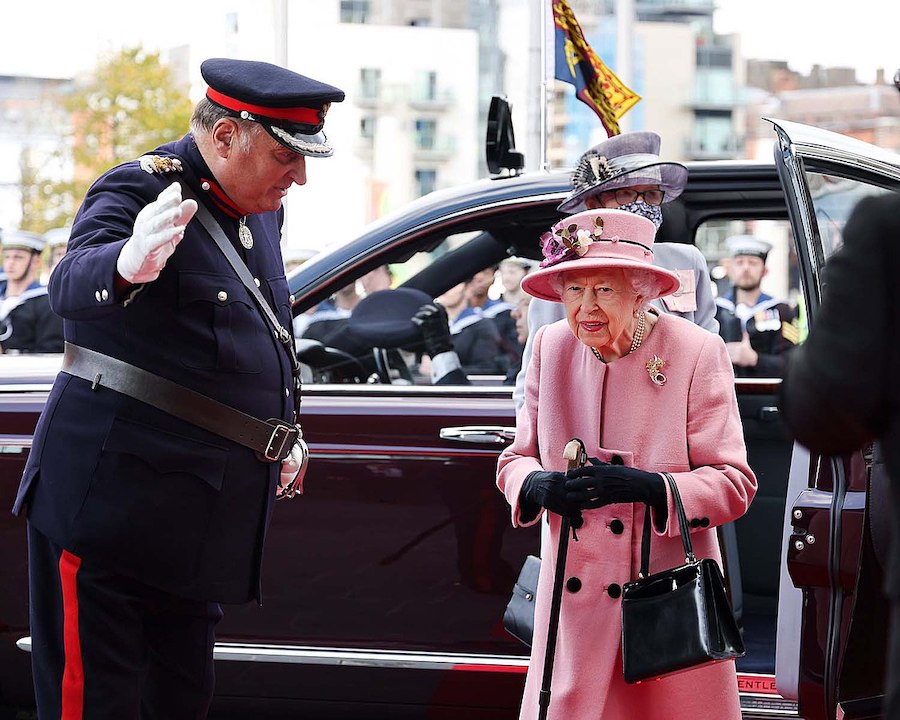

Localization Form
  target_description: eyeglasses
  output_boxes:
[598,188,666,206]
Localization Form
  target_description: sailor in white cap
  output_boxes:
[715,235,799,377]
[43,226,70,277]
[0,230,64,353]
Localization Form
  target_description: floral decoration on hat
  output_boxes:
[539,215,607,268]
[570,152,613,194]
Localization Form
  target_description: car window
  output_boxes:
[698,218,801,310]
[806,172,890,260]
[697,218,804,372]
[295,229,531,388]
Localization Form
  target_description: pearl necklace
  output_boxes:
[590,310,646,363]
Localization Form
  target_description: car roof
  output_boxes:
[289,160,784,308]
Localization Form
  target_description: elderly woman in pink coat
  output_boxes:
[497,207,756,720]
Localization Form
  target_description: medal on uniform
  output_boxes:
[238,216,254,249]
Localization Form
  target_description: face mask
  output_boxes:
[618,201,663,230]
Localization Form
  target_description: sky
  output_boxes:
[713,0,898,84]
[1,1,898,84]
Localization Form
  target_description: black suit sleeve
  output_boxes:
[780,193,899,454]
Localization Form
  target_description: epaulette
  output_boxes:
[138,155,184,175]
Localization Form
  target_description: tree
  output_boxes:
[22,46,193,232]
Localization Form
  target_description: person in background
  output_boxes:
[463,265,499,312]
[779,185,900,714]
[497,207,755,719]
[0,230,64,354]
[715,235,799,378]
[499,257,531,306]
[513,131,718,413]
[436,280,506,376]
[12,58,343,718]
[504,293,532,384]
[493,257,533,372]
[43,226,70,279]
[301,282,362,346]
[361,264,393,295]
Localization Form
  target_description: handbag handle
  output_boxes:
[638,472,696,578]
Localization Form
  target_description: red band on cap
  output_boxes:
[207,88,322,124]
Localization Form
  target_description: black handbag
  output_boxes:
[503,554,540,647]
[621,472,745,683]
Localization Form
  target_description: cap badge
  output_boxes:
[139,155,184,175]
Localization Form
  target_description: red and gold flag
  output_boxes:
[553,0,640,136]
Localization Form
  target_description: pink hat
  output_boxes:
[522,208,681,303]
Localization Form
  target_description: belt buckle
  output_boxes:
[263,421,296,462]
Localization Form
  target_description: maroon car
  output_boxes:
[1,117,897,719]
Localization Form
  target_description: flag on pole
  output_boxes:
[552,0,640,136]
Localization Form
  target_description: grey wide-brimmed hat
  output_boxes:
[558,132,688,214]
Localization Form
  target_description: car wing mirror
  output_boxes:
[486,96,525,177]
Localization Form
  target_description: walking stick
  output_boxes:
[537,437,587,720]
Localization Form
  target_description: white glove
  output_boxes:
[276,436,309,500]
[116,182,198,284]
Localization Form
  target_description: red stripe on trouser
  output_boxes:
[59,550,84,720]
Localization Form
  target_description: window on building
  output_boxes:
[414,169,437,197]
[414,119,437,150]
[360,116,375,140]
[360,68,381,100]
[693,114,734,155]
[340,0,370,23]
[413,71,438,102]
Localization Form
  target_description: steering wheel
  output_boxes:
[295,339,369,383]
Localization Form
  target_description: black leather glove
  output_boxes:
[565,463,668,528]
[412,303,454,356]
[520,470,584,522]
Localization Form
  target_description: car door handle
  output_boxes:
[440,426,517,444]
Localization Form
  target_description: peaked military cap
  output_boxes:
[2,230,46,253]
[348,288,434,349]
[726,235,772,261]
[201,58,345,157]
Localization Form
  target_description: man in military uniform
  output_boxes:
[0,230,64,353]
[12,58,343,718]
[715,235,799,378]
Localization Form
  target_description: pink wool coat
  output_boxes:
[497,312,756,720]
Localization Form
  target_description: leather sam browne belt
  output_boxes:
[61,342,299,462]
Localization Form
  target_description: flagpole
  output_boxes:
[616,0,634,134]
[540,0,551,171]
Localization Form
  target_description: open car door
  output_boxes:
[769,118,900,720]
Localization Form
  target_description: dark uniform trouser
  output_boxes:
[27,523,223,720]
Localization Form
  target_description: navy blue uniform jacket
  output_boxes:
[12,135,297,604]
